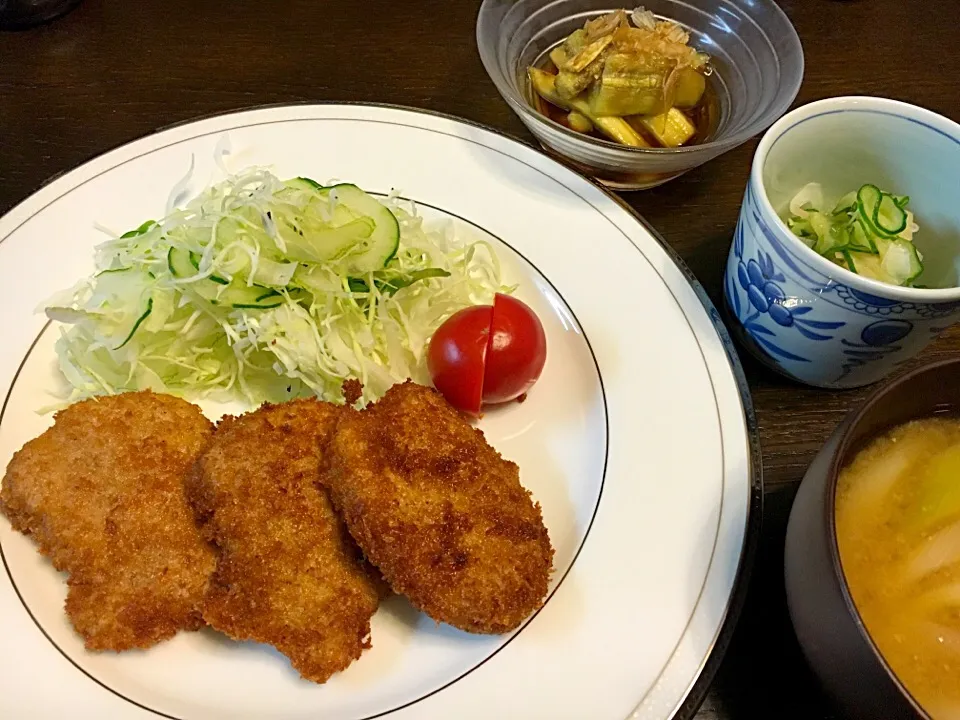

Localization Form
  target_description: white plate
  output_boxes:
[0,104,759,720]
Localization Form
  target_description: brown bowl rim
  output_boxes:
[825,356,960,720]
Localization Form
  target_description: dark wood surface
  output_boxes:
[1,1,957,717]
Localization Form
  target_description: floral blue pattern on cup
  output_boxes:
[724,183,960,388]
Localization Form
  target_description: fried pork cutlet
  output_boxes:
[321,381,554,634]
[0,391,215,651]
[187,399,383,684]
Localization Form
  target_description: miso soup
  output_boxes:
[836,417,960,719]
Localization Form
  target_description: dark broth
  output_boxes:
[530,57,721,148]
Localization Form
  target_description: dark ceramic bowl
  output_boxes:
[784,357,960,720]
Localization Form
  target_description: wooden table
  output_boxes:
[1,0,957,717]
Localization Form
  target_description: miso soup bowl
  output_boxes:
[476,0,803,190]
[784,357,960,720]
[724,96,960,389]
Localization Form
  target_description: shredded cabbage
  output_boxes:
[45,168,508,407]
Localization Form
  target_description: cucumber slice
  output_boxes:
[881,238,924,285]
[810,212,843,255]
[275,181,399,273]
[115,298,153,349]
[381,268,451,294]
[189,251,229,284]
[318,184,400,273]
[284,177,328,193]
[167,246,195,278]
[873,234,893,261]
[840,249,855,273]
[232,285,307,310]
[250,257,298,287]
[171,248,273,306]
[877,194,908,235]
[832,191,857,214]
[857,184,907,238]
[167,246,229,284]
[845,251,898,284]
[89,267,155,349]
[277,213,376,264]
[856,184,882,229]
[223,285,309,309]
[846,221,877,253]
[120,220,157,239]
[219,285,282,308]
[845,243,923,287]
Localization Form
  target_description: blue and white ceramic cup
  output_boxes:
[724,96,960,388]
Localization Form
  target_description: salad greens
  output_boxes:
[785,182,924,287]
[45,168,507,407]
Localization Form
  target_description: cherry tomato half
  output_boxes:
[426,294,547,415]
[483,293,548,404]
[426,304,492,415]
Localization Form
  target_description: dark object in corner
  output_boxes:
[0,0,83,31]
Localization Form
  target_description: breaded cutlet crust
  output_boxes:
[0,391,216,651]
[186,399,383,684]
[321,381,554,634]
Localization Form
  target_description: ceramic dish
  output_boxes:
[724,96,960,389]
[477,0,803,189]
[0,104,759,720]
[785,358,960,720]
